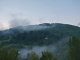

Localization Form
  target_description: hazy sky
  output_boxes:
[0,0,80,29]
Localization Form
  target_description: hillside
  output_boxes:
[0,23,80,60]
[0,23,80,48]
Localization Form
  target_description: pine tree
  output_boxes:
[68,36,80,60]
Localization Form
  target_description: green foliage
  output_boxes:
[29,52,39,60]
[0,46,8,60]
[1,23,80,60]
[68,36,80,60]
[1,23,80,48]
[8,48,18,60]
[0,46,58,60]
[0,47,18,60]
[40,51,57,60]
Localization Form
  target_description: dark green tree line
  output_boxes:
[0,46,18,60]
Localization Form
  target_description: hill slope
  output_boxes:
[0,23,80,48]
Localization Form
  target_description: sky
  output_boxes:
[0,0,80,30]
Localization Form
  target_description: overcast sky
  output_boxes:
[0,0,80,30]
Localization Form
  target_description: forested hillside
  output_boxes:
[0,36,80,60]
[0,23,80,60]
[0,23,80,48]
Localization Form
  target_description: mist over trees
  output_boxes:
[0,23,80,60]
[0,36,80,60]
[0,46,57,60]
[0,23,80,48]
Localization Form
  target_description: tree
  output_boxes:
[40,51,57,60]
[0,46,8,60]
[29,52,39,60]
[68,36,80,60]
[8,48,18,60]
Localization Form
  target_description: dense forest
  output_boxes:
[0,23,80,48]
[0,23,80,60]
[0,36,80,60]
